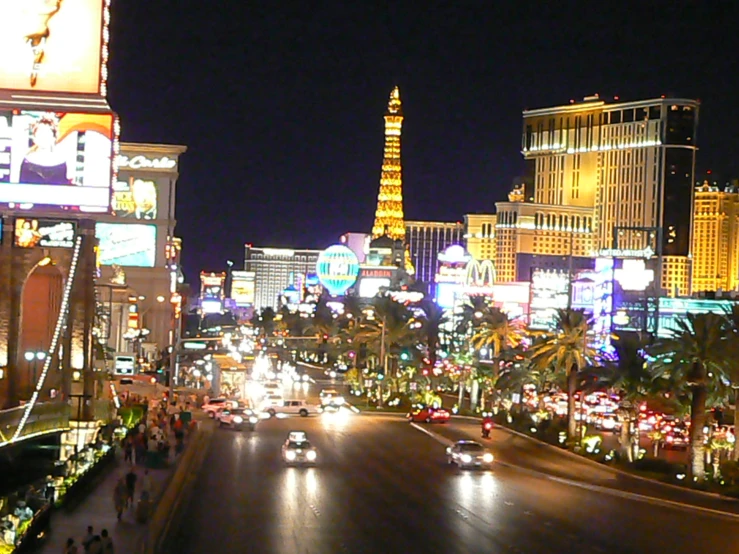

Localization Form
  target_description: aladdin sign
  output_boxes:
[118,155,177,170]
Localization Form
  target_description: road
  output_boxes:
[169,377,739,554]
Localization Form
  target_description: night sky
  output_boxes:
[107,2,739,283]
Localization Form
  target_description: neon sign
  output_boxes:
[118,155,177,170]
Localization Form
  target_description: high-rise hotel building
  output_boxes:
[405,220,464,284]
[495,95,698,295]
[691,181,739,293]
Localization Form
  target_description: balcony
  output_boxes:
[0,402,71,448]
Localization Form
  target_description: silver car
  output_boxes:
[446,440,494,469]
[281,439,318,465]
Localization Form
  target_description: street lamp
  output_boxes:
[24,351,47,394]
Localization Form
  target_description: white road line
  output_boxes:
[408,422,739,521]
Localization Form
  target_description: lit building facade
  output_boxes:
[691,181,739,293]
[98,142,187,356]
[464,214,497,262]
[372,86,405,241]
[244,246,321,311]
[405,220,464,285]
[519,95,699,296]
[492,189,596,283]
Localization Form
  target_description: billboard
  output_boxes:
[95,223,156,267]
[529,269,569,330]
[114,355,135,376]
[112,177,158,219]
[14,217,75,248]
[435,281,464,309]
[0,0,105,94]
[231,270,255,307]
[358,277,391,299]
[0,110,114,209]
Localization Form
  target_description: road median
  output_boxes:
[138,420,214,554]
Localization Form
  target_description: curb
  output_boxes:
[138,422,214,554]
[447,415,738,504]
[407,422,739,521]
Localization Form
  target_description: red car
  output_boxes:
[407,405,451,424]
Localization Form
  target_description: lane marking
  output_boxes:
[408,422,739,522]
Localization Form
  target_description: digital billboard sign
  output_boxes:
[14,217,75,248]
[0,0,105,94]
[112,177,158,219]
[95,223,156,267]
[0,110,114,209]
[231,270,255,307]
[358,277,391,299]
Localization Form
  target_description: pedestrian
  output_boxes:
[125,468,137,508]
[64,537,79,554]
[100,529,114,553]
[113,479,126,520]
[88,535,103,554]
[81,526,94,552]
[123,438,133,464]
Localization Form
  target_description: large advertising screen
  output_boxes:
[95,223,156,267]
[231,270,255,307]
[358,277,391,299]
[14,217,75,248]
[529,269,569,330]
[112,177,158,219]
[0,110,114,209]
[0,0,105,94]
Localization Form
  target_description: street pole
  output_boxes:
[378,316,386,408]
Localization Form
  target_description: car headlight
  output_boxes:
[334,397,345,405]
[483,453,494,463]
[285,450,297,461]
[233,416,244,424]
[302,374,309,382]
[461,454,472,464]
[249,416,258,424]
[306,450,317,461]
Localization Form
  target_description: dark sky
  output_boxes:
[107,1,739,283]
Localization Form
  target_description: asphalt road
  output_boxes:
[170,381,739,553]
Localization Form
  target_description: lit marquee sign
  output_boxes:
[14,218,75,248]
[117,155,177,170]
[615,259,654,291]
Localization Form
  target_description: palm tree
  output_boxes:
[528,308,598,441]
[648,312,731,480]
[580,333,656,462]
[470,307,524,370]
[456,296,494,337]
[722,305,739,460]
[418,300,448,369]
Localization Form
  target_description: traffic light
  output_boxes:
[348,351,356,359]
[376,373,384,381]
[400,351,410,361]
[422,369,429,376]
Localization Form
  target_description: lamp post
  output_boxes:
[23,350,47,397]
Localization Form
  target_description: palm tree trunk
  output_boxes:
[734,388,739,461]
[470,380,479,411]
[566,367,578,441]
[688,384,708,481]
[458,377,465,408]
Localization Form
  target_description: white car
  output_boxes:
[446,440,494,469]
[217,407,259,431]
[261,394,284,410]
[319,389,344,409]
[265,400,320,418]
[281,436,317,465]
[202,398,237,418]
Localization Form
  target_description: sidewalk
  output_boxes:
[38,447,175,553]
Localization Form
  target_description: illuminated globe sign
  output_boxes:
[316,245,360,296]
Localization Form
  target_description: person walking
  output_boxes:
[87,535,103,554]
[113,479,126,521]
[123,437,133,464]
[125,468,137,508]
[81,526,94,552]
[100,529,114,553]
[64,537,79,554]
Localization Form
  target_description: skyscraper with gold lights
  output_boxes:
[372,86,405,241]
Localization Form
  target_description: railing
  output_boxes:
[0,402,71,447]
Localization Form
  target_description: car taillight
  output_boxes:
[484,423,492,429]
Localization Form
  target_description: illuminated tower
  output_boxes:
[372,86,405,241]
